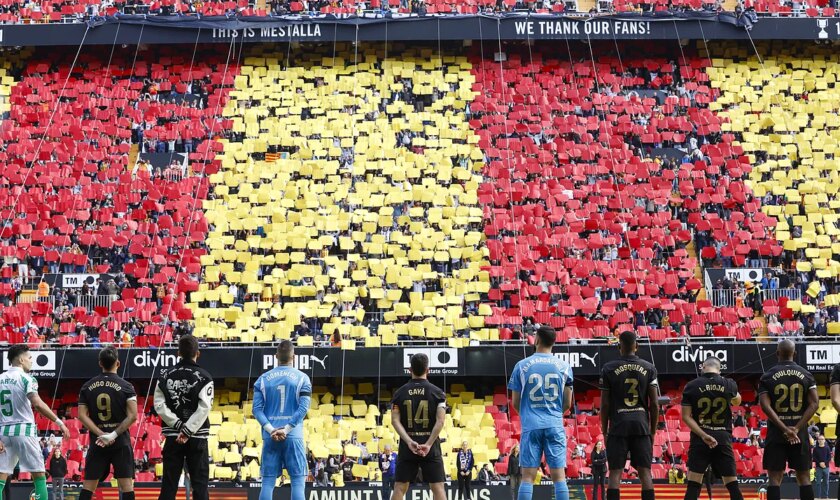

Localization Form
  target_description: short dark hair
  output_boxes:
[178,335,199,360]
[7,344,28,365]
[278,340,294,364]
[703,356,721,368]
[619,331,637,352]
[410,353,428,377]
[535,325,556,348]
[99,346,119,370]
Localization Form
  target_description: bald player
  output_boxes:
[680,356,743,500]
[758,340,819,500]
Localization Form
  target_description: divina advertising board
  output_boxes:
[3,342,807,380]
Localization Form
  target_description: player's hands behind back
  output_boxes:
[701,434,718,448]
[96,431,119,447]
[408,440,428,456]
[783,427,800,445]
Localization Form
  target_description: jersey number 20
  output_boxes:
[773,383,804,413]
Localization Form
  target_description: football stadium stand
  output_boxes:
[187,46,494,344]
[0,43,835,346]
[0,47,236,346]
[707,42,840,337]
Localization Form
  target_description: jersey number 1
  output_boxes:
[277,385,286,413]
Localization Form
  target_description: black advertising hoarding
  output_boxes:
[0,15,834,46]
[705,268,792,288]
[5,480,829,499]
[8,341,806,380]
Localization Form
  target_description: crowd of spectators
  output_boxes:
[0,0,832,24]
[0,48,234,347]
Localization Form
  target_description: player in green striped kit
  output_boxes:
[0,345,68,499]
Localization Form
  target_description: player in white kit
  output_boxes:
[0,345,68,499]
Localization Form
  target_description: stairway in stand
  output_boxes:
[752,314,770,342]
[128,143,140,171]
[685,240,706,303]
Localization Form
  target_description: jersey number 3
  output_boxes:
[624,379,640,407]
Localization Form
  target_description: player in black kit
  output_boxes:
[389,353,447,500]
[600,331,659,500]
[77,347,138,500]
[831,361,840,500]
[680,356,744,500]
[758,340,819,500]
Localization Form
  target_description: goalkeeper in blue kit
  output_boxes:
[253,341,312,500]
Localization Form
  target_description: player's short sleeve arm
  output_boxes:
[564,365,573,387]
[24,375,38,396]
[77,387,88,408]
[434,386,447,409]
[681,384,694,407]
[807,372,818,391]
[153,380,181,429]
[124,380,137,401]
[252,376,270,430]
[757,374,771,396]
[507,364,522,393]
[648,363,659,387]
[599,368,610,391]
[389,388,402,410]
[182,380,214,437]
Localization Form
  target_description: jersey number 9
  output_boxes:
[528,373,561,403]
[97,394,112,422]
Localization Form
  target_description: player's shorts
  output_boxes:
[395,441,445,484]
[763,438,811,472]
[686,432,737,477]
[84,443,135,480]
[520,427,567,469]
[261,437,307,478]
[0,436,45,473]
[607,433,653,470]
